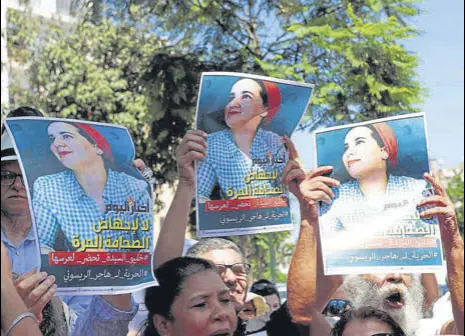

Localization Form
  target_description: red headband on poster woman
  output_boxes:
[262,81,282,124]
[372,122,399,167]
[75,123,114,163]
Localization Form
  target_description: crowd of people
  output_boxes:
[1,106,464,336]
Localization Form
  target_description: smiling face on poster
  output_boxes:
[195,72,314,238]
[4,117,157,295]
[315,113,443,275]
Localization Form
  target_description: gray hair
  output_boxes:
[343,275,424,336]
[186,238,246,262]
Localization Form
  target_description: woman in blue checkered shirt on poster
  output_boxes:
[32,121,152,253]
[197,78,288,201]
[319,122,433,239]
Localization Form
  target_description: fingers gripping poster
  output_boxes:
[4,117,157,295]
[195,72,314,237]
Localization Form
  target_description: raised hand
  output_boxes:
[176,130,208,188]
[419,173,461,246]
[14,269,57,322]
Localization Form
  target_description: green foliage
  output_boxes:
[6,8,41,63]
[6,0,426,272]
[276,0,425,124]
[230,232,295,283]
[447,171,464,236]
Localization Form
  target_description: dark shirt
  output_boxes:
[244,301,310,336]
[235,318,247,336]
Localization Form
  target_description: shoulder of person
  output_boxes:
[266,302,310,335]
[390,175,427,191]
[205,130,234,160]
[258,129,283,144]
[207,129,230,144]
[109,169,149,192]
[33,170,72,192]
[337,180,358,195]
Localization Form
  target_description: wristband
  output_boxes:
[5,312,38,336]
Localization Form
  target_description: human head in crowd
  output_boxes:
[343,274,423,335]
[331,306,406,336]
[224,78,281,132]
[1,107,45,218]
[143,257,237,336]
[250,279,281,313]
[47,121,115,172]
[238,292,269,322]
[186,238,249,311]
[1,106,45,134]
[342,122,398,182]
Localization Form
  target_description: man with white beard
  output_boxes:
[282,140,464,336]
[342,274,425,335]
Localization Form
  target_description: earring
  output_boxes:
[94,145,103,155]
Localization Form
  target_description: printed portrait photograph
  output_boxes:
[315,114,443,274]
[6,118,153,254]
[196,73,313,202]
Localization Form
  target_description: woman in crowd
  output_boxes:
[142,257,237,336]
[198,78,287,200]
[320,122,433,240]
[33,121,152,252]
[331,306,406,336]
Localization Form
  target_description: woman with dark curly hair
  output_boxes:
[142,257,237,336]
[331,306,406,336]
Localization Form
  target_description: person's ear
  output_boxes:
[153,315,173,336]
[260,107,268,118]
[93,144,104,156]
[381,147,389,160]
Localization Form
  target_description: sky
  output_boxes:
[293,0,464,170]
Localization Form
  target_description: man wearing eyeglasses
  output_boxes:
[282,139,464,336]
[1,107,145,336]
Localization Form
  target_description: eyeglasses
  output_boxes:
[216,263,251,275]
[323,299,353,317]
[1,170,24,187]
[251,283,277,291]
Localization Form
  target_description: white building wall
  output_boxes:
[3,0,78,110]
[1,1,10,110]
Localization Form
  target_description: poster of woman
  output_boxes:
[195,72,314,237]
[314,113,444,275]
[4,117,157,295]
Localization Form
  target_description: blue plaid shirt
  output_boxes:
[33,169,152,251]
[320,175,435,234]
[198,128,288,200]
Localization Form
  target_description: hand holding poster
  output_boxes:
[195,72,314,237]
[315,113,443,275]
[4,117,157,295]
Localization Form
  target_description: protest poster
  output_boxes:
[315,113,444,275]
[4,117,157,295]
[195,72,314,237]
